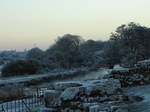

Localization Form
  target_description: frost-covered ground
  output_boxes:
[0,68,87,85]
[0,68,108,86]
[0,64,121,86]
[123,85,150,112]
[32,68,108,87]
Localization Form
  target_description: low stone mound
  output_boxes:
[41,78,128,112]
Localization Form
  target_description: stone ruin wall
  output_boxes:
[40,79,128,112]
[40,60,150,112]
[110,60,150,87]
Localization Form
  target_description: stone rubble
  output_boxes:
[40,78,128,112]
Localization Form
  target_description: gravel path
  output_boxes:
[122,85,150,112]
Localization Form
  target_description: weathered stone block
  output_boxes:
[84,79,121,96]
[61,108,73,112]
[85,80,100,84]
[89,105,101,112]
[40,108,58,112]
[108,95,123,101]
[60,87,81,101]
[111,105,128,112]
[85,84,104,96]
[44,90,62,108]
[82,103,100,112]
[99,78,121,88]
[54,81,82,91]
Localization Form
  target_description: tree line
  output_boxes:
[1,22,150,77]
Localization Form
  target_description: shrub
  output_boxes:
[1,59,40,77]
[0,83,25,101]
[1,60,27,77]
[25,59,40,74]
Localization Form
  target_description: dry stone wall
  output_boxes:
[40,79,128,112]
[110,67,150,87]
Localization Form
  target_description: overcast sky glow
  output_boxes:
[0,0,150,51]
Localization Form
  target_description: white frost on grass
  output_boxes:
[122,85,150,112]
[0,67,107,86]
[123,85,150,102]
[0,67,89,85]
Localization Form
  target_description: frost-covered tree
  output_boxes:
[54,34,83,53]
[1,59,40,77]
[26,47,44,60]
[45,34,84,68]
[79,40,106,67]
[110,22,150,67]
[102,41,121,69]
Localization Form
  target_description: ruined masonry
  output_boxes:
[40,78,128,112]
[110,60,150,87]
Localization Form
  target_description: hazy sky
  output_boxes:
[0,0,150,51]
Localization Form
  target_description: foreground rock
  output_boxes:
[40,78,128,112]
